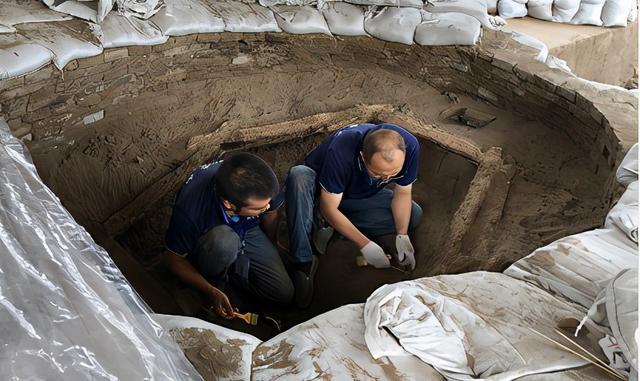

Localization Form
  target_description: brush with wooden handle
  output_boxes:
[234,311,259,325]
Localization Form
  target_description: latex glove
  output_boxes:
[396,234,416,270]
[360,241,391,269]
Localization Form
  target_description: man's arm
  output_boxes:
[391,183,413,234]
[318,189,370,248]
[260,210,279,245]
[162,251,234,318]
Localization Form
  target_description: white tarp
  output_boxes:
[605,181,638,243]
[150,0,225,36]
[18,22,103,70]
[0,118,201,380]
[92,13,169,48]
[0,0,71,34]
[364,6,422,45]
[616,143,638,187]
[252,303,445,380]
[415,11,482,46]
[498,0,528,18]
[364,272,605,380]
[208,0,281,32]
[606,269,638,373]
[552,0,581,21]
[272,5,332,35]
[570,0,607,25]
[153,314,261,380]
[0,34,52,80]
[42,0,113,23]
[320,2,367,36]
[116,0,163,19]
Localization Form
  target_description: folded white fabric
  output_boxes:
[571,0,607,25]
[498,0,528,18]
[364,272,603,380]
[364,6,421,45]
[272,5,332,35]
[321,2,367,36]
[415,10,482,46]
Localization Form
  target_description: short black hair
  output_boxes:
[215,152,279,209]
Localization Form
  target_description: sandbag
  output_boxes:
[92,13,168,48]
[208,0,281,32]
[346,0,423,8]
[527,0,554,20]
[498,0,528,18]
[426,0,505,28]
[601,0,631,25]
[259,0,315,6]
[486,0,498,13]
[415,11,481,46]
[272,5,331,35]
[321,2,367,36]
[628,0,638,20]
[552,0,580,21]
[570,0,606,25]
[18,21,102,70]
[0,0,71,34]
[364,6,421,45]
[116,0,163,19]
[0,34,52,79]
[41,0,113,23]
[150,0,225,35]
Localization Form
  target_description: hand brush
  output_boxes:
[233,311,259,325]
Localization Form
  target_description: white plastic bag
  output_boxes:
[364,6,421,45]
[415,10,481,46]
[321,2,367,36]
[208,1,281,32]
[272,5,331,34]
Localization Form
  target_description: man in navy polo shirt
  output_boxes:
[285,123,423,308]
[164,152,294,319]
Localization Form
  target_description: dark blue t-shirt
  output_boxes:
[165,161,283,257]
[304,123,419,199]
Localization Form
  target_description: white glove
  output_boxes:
[360,241,390,269]
[396,234,416,270]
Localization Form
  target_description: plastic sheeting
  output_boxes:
[364,272,605,380]
[0,34,52,80]
[498,0,528,18]
[42,0,113,23]
[150,0,225,36]
[606,269,638,373]
[272,5,332,35]
[616,143,638,187]
[0,0,71,34]
[415,11,482,46]
[153,314,261,380]
[93,13,169,48]
[0,118,201,380]
[570,0,607,25]
[364,6,421,45]
[18,21,103,70]
[252,303,445,380]
[208,0,281,32]
[321,2,367,36]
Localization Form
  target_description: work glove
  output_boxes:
[396,234,416,271]
[360,241,391,269]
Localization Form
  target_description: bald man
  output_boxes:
[284,123,423,308]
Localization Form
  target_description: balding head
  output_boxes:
[361,129,406,179]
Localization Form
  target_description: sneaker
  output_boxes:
[292,255,319,309]
[312,210,334,255]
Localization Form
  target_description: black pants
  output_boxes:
[190,224,294,305]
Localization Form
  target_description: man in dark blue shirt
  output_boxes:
[285,123,423,308]
[164,152,293,319]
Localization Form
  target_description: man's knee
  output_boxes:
[268,277,295,305]
[286,165,316,193]
[196,225,241,269]
[409,201,423,230]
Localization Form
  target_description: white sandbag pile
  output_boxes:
[415,10,482,46]
[150,0,225,36]
[320,2,368,36]
[17,22,103,70]
[570,0,607,24]
[346,0,423,7]
[497,0,637,25]
[0,34,53,79]
[0,0,71,33]
[527,0,554,19]
[426,0,505,29]
[602,0,633,27]
[552,0,581,21]
[92,13,169,48]
[41,0,113,23]
[208,0,281,32]
[498,0,528,18]
[364,6,421,45]
[272,5,332,35]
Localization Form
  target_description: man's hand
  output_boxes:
[209,287,234,319]
[395,234,416,270]
[360,241,391,268]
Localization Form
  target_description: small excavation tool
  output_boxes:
[234,311,259,326]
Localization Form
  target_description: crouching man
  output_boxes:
[163,152,294,318]
[285,123,423,308]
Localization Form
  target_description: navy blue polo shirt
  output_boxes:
[165,161,283,257]
[305,123,419,199]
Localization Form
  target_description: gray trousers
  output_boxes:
[190,224,294,305]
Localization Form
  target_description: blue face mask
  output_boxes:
[230,214,240,223]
